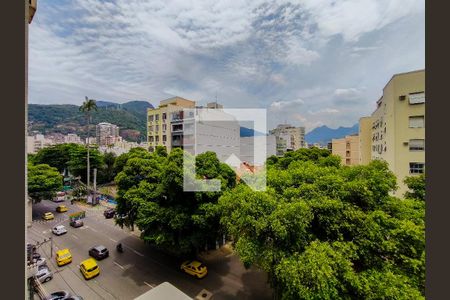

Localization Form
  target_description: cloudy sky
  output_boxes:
[29,0,424,132]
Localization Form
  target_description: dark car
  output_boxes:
[70,219,84,228]
[103,208,115,219]
[44,291,70,300]
[88,245,109,260]
[64,297,84,300]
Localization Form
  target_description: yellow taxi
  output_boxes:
[56,248,72,266]
[180,260,208,279]
[56,205,68,213]
[42,212,55,220]
[80,258,100,280]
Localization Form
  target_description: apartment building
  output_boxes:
[240,135,277,165]
[359,69,425,196]
[147,96,196,152]
[270,124,306,155]
[173,106,240,163]
[27,134,53,154]
[96,122,120,146]
[64,133,83,144]
[332,134,360,166]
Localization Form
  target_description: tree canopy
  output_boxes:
[218,149,425,299]
[115,148,235,256]
[27,162,63,203]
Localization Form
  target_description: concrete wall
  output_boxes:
[359,116,373,165]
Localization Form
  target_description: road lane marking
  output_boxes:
[89,227,98,232]
[144,282,154,288]
[71,234,79,239]
[109,238,118,243]
[133,249,145,257]
[113,261,125,269]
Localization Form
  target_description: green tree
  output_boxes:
[28,163,63,203]
[79,97,98,187]
[218,148,424,299]
[404,174,425,201]
[115,148,235,256]
[97,152,116,184]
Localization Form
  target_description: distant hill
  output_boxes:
[305,124,359,145]
[28,100,154,142]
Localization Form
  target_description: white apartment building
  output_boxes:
[27,134,54,154]
[240,135,276,165]
[270,124,306,155]
[64,133,83,144]
[96,122,120,146]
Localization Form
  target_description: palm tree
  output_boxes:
[79,96,98,189]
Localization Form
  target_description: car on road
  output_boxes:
[56,249,72,266]
[29,257,47,267]
[103,208,116,219]
[43,212,55,220]
[52,225,68,236]
[88,245,109,260]
[69,219,84,228]
[56,205,68,213]
[44,290,70,300]
[35,266,53,283]
[64,296,84,300]
[80,258,100,280]
[180,260,208,279]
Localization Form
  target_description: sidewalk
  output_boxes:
[198,242,234,263]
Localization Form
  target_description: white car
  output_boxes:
[35,266,53,283]
[52,225,68,236]
[29,257,46,267]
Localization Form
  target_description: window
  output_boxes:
[162,124,167,131]
[409,139,425,151]
[162,113,167,120]
[155,125,159,131]
[409,116,424,128]
[346,159,350,165]
[149,125,153,132]
[155,114,159,121]
[155,136,159,142]
[409,162,425,174]
[149,115,154,122]
[409,92,425,104]
[163,135,166,142]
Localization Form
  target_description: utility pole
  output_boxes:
[93,168,97,205]
[50,236,53,258]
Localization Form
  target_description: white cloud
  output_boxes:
[269,99,305,111]
[308,108,340,115]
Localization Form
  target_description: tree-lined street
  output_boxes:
[28,200,272,299]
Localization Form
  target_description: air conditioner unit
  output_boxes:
[403,141,409,146]
[399,95,406,101]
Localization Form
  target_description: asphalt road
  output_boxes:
[27,200,273,300]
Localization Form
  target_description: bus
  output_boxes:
[53,192,66,202]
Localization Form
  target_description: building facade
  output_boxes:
[332,134,360,166]
[27,134,54,154]
[147,96,196,152]
[358,117,374,165]
[96,122,120,146]
[240,135,276,165]
[359,69,425,196]
[270,124,305,155]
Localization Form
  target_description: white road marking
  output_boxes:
[109,238,117,243]
[144,282,154,288]
[133,249,145,257]
[89,227,98,232]
[71,234,78,239]
[113,261,125,270]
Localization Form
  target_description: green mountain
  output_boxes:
[28,101,154,142]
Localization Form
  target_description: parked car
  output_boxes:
[56,249,72,266]
[44,291,70,300]
[64,296,84,300]
[56,205,68,213]
[70,219,84,228]
[52,225,68,236]
[88,245,109,260]
[29,257,47,267]
[180,260,208,279]
[80,258,100,280]
[28,252,41,262]
[103,208,116,219]
[43,212,55,220]
[35,266,53,283]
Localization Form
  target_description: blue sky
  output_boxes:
[29,0,424,132]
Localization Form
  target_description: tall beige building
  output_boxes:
[332,134,360,166]
[359,116,374,165]
[359,69,425,196]
[147,96,196,152]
